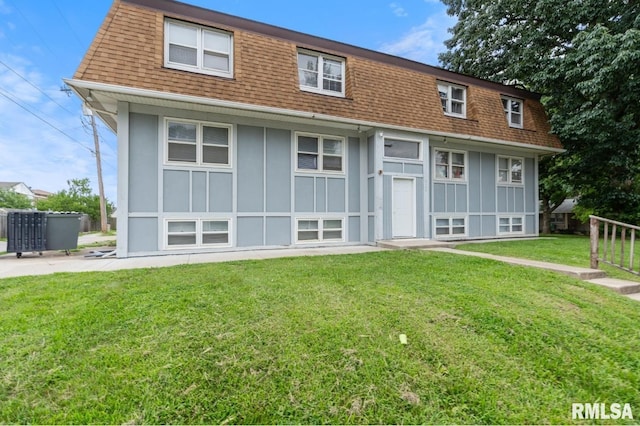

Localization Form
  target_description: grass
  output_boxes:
[457,234,640,282]
[1,250,640,424]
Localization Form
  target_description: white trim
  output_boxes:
[163,217,232,250]
[294,131,346,174]
[502,95,524,129]
[497,215,525,235]
[164,19,234,79]
[65,79,564,154]
[297,49,345,97]
[497,155,524,186]
[383,137,423,161]
[433,148,467,182]
[116,101,130,258]
[433,215,468,239]
[391,177,417,238]
[294,217,345,244]
[164,117,233,168]
[438,81,467,118]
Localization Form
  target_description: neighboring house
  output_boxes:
[66,0,562,258]
[32,189,53,202]
[0,182,35,201]
[541,198,588,233]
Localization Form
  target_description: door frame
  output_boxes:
[392,176,417,238]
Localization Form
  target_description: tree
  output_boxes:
[538,154,572,234]
[0,189,32,209]
[37,178,113,222]
[439,0,640,223]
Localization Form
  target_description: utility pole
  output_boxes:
[83,107,107,233]
[88,112,108,233]
[65,84,108,233]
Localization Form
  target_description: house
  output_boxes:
[32,189,53,202]
[0,182,35,201]
[542,198,588,233]
[66,0,562,258]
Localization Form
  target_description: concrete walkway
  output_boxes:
[2,234,640,302]
[0,240,383,279]
[428,247,640,301]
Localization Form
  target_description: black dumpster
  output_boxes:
[45,213,81,253]
[6,211,47,258]
[6,211,81,258]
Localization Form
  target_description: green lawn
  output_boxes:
[1,251,639,424]
[457,235,640,282]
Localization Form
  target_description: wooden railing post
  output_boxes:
[590,216,599,269]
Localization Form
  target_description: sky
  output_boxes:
[0,0,456,205]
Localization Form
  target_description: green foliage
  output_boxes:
[1,251,640,423]
[37,178,113,222]
[439,0,640,223]
[0,189,32,209]
[538,154,572,233]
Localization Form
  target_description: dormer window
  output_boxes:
[297,50,345,97]
[502,96,523,128]
[165,19,233,78]
[438,82,466,118]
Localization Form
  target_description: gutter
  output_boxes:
[64,78,565,155]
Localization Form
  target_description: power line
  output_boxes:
[6,0,57,58]
[51,0,86,50]
[0,88,94,154]
[0,60,77,116]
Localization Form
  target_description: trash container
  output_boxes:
[45,212,81,254]
[6,211,47,258]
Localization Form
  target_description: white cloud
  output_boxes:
[0,53,117,202]
[390,2,408,17]
[379,10,456,65]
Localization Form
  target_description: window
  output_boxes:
[202,220,229,245]
[296,218,344,243]
[298,50,345,96]
[165,19,233,78]
[167,221,196,246]
[502,96,523,128]
[384,138,420,160]
[296,133,344,172]
[498,156,523,184]
[166,219,230,248]
[434,149,466,180]
[434,217,466,238]
[166,119,231,166]
[498,216,524,234]
[438,82,466,117]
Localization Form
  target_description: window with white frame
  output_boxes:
[502,96,523,128]
[498,216,524,234]
[296,134,344,172]
[297,50,345,96]
[434,149,466,180]
[165,19,233,78]
[384,138,420,160]
[434,217,466,237]
[166,119,231,166]
[497,156,523,184]
[437,82,466,117]
[166,219,230,248]
[296,218,344,243]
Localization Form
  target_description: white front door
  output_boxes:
[392,178,416,238]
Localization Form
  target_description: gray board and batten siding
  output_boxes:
[122,106,539,257]
[124,108,364,256]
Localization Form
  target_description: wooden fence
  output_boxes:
[590,215,640,275]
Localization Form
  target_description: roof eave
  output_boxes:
[64,78,564,155]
